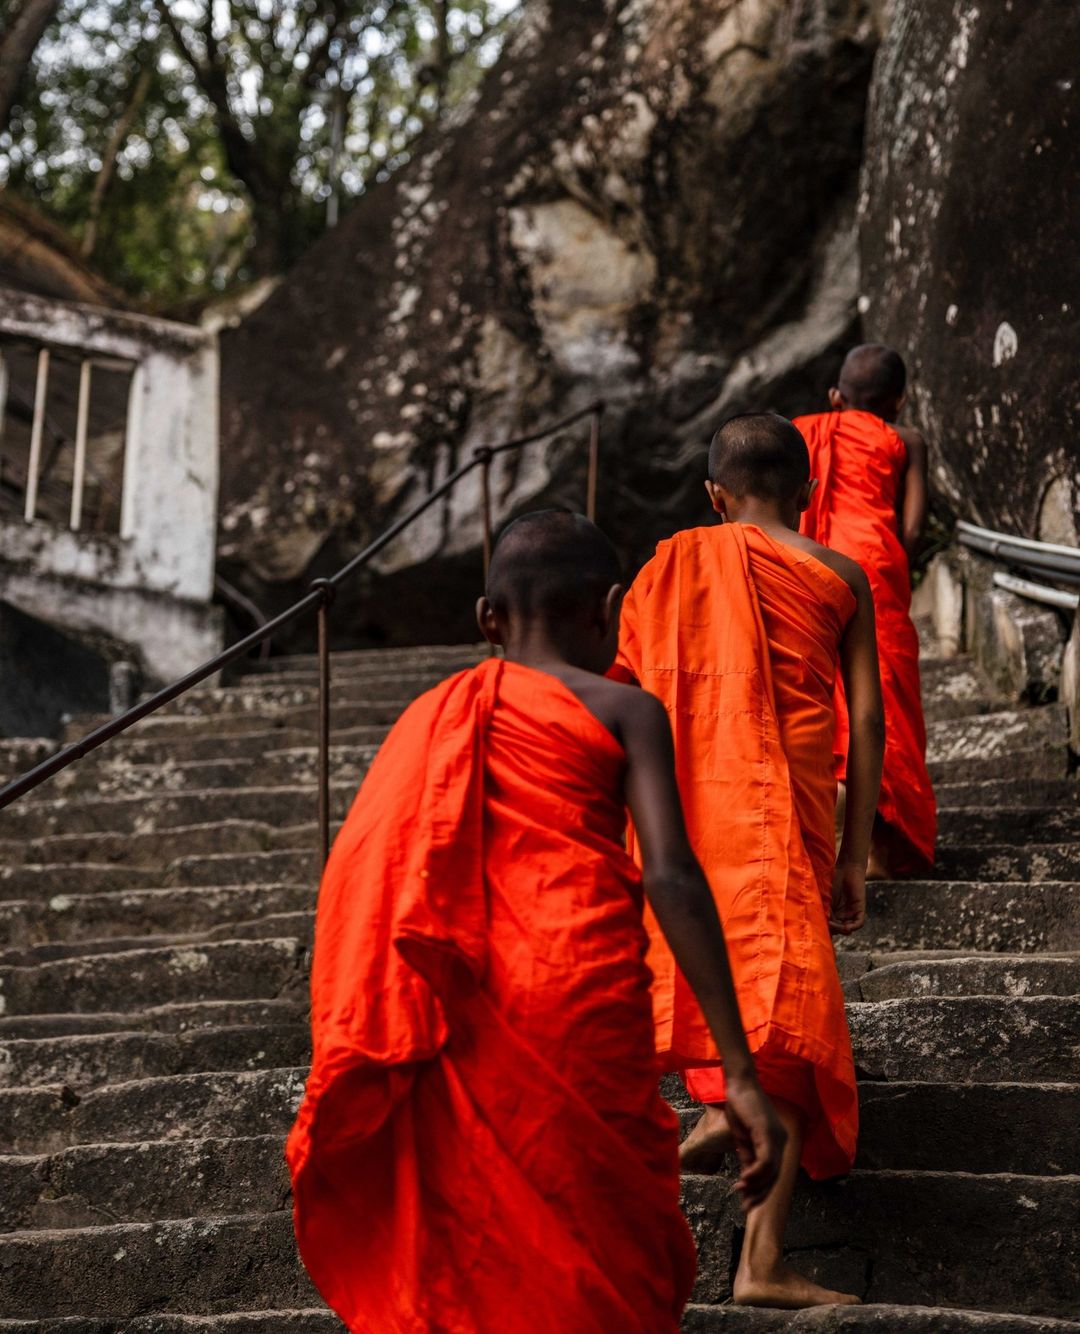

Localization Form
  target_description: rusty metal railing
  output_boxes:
[0,401,605,865]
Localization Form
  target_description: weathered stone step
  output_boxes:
[936,778,1080,810]
[0,1023,310,1089]
[66,724,388,768]
[66,699,408,742]
[0,911,314,967]
[846,955,1080,1001]
[926,705,1066,765]
[682,1302,1080,1330]
[237,642,485,677]
[939,807,1080,847]
[849,996,1080,1082]
[167,848,319,888]
[0,738,55,785]
[935,843,1080,883]
[0,865,147,901]
[0,999,306,1040]
[0,1314,340,1332]
[0,1212,315,1318]
[0,884,312,950]
[0,1068,307,1154]
[929,746,1069,786]
[668,1079,1079,1177]
[0,818,308,870]
[41,747,377,802]
[0,785,353,841]
[0,938,306,1016]
[156,674,441,716]
[0,1135,286,1231]
[685,1170,1079,1316]
[846,880,1080,953]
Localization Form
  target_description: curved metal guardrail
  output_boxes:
[956,519,1080,587]
[0,400,605,865]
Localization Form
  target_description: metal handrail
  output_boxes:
[0,400,605,864]
[956,519,1080,583]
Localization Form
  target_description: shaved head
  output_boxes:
[838,344,907,414]
[708,412,810,502]
[486,510,621,622]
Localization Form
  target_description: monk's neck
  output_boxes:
[723,500,800,536]
[499,624,601,676]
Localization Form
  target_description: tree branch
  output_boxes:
[0,0,60,133]
[81,62,154,257]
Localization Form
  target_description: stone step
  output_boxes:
[237,643,485,677]
[63,724,388,768]
[685,1170,1079,1316]
[935,843,1080,883]
[0,819,307,870]
[928,746,1069,786]
[0,785,353,841]
[846,955,1080,1001]
[849,996,1080,1082]
[0,1212,315,1318]
[65,699,409,742]
[845,880,1080,953]
[0,884,313,950]
[667,1079,1080,1177]
[0,938,306,1016]
[0,1314,341,1333]
[682,1303,1080,1331]
[0,738,55,785]
[0,1068,308,1155]
[154,673,444,717]
[0,864,149,901]
[0,911,314,968]
[936,778,1080,810]
[939,807,1080,847]
[167,848,319,888]
[40,747,376,802]
[925,705,1066,766]
[0,1134,287,1231]
[0,1023,310,1089]
[0,999,306,1040]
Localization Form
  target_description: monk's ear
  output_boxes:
[828,387,844,411]
[704,480,726,516]
[798,477,819,513]
[476,596,503,646]
[601,583,624,635]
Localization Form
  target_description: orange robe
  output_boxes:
[795,409,936,871]
[286,657,696,1333]
[613,523,858,1180]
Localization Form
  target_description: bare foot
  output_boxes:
[734,1261,861,1309]
[866,841,892,881]
[679,1105,733,1174]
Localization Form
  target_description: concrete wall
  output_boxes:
[0,288,223,700]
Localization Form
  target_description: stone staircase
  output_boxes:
[0,639,1077,1331]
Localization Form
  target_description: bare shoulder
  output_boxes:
[894,422,928,461]
[804,539,870,599]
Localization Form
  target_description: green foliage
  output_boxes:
[1,0,518,309]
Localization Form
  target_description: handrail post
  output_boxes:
[477,446,494,584]
[311,578,336,868]
[586,404,602,523]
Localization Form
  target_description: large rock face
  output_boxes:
[220,0,882,645]
[859,0,1080,545]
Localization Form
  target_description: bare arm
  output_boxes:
[835,563,885,931]
[618,688,786,1204]
[899,427,929,565]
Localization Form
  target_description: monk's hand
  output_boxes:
[724,1076,787,1211]
[830,862,867,935]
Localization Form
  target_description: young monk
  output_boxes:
[286,510,786,1334]
[794,344,937,876]
[611,414,885,1309]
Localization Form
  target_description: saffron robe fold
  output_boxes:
[286,657,696,1334]
[795,409,937,871]
[612,523,858,1180]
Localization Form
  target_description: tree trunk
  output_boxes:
[81,64,153,259]
[219,0,883,647]
[0,0,60,133]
